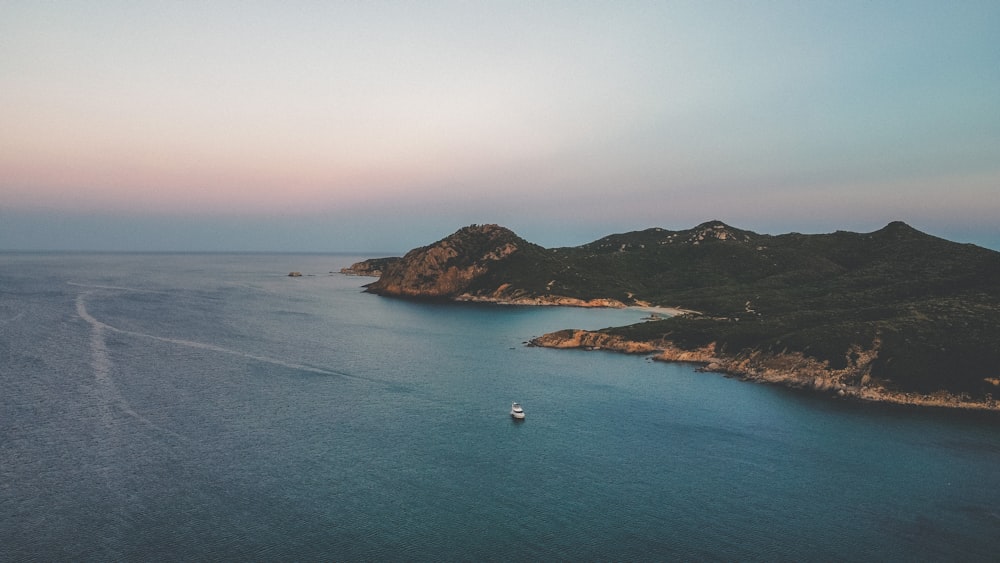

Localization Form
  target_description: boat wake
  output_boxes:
[75,291,190,443]
[74,287,355,378]
[68,281,170,293]
[0,310,26,325]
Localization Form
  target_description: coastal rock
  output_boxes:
[364,224,551,300]
[529,328,1000,411]
[458,293,627,308]
[530,329,662,353]
[340,257,401,277]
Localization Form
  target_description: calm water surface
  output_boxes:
[2,253,999,561]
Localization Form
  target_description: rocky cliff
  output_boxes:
[362,224,534,298]
[530,329,998,410]
[353,224,624,305]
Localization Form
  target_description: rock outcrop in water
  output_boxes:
[346,221,1000,410]
[340,257,400,277]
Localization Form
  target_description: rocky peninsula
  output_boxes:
[344,222,1000,411]
[529,329,998,411]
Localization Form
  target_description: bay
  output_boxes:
[2,253,999,561]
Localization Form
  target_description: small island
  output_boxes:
[344,222,1000,411]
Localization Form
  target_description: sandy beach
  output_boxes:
[629,303,700,317]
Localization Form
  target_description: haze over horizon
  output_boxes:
[2,1,998,252]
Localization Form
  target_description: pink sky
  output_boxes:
[2,1,998,251]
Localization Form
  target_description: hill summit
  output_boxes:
[363,224,542,299]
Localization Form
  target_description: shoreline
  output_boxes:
[344,273,998,412]
[628,304,700,317]
[530,328,1000,413]
[338,269,700,314]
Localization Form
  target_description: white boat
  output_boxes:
[510,402,525,420]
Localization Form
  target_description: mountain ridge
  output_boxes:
[342,221,1000,409]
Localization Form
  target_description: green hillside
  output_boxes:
[346,221,1000,399]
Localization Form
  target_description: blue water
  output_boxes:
[2,253,999,561]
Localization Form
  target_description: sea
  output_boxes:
[2,252,999,561]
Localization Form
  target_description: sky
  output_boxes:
[2,1,999,252]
